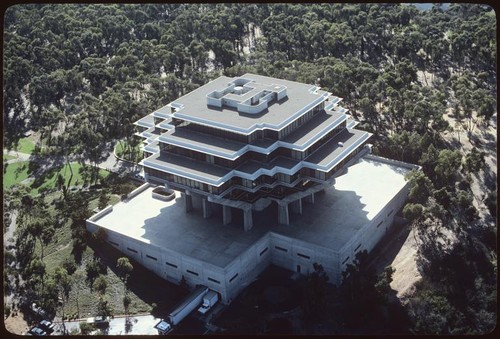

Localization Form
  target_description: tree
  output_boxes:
[375,266,395,303]
[123,294,131,316]
[403,203,425,222]
[341,250,380,324]
[435,150,462,186]
[54,267,71,331]
[62,257,77,275]
[97,298,113,317]
[405,170,434,204]
[463,148,486,175]
[86,258,106,288]
[98,190,110,210]
[116,257,133,283]
[407,289,460,334]
[300,263,330,322]
[93,275,108,296]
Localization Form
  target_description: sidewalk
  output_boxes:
[56,314,162,335]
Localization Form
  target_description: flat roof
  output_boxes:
[282,109,346,146]
[171,74,329,133]
[92,156,412,268]
[304,128,371,169]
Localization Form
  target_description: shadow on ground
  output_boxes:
[88,240,189,318]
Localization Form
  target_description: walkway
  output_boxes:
[56,314,161,335]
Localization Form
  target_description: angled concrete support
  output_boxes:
[183,192,193,212]
[202,198,212,219]
[290,198,302,215]
[223,205,232,225]
[278,203,290,225]
[305,192,315,204]
[243,208,253,232]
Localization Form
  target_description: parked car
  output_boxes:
[29,327,47,336]
[86,316,110,326]
[38,320,55,333]
[31,303,47,317]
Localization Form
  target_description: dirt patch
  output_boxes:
[389,228,421,300]
[4,311,30,335]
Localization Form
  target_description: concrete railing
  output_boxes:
[127,183,152,200]
[364,154,421,170]
[87,205,114,222]
[152,189,176,202]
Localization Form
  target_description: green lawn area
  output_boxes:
[3,154,16,162]
[3,161,32,189]
[14,137,36,154]
[4,160,111,195]
[31,163,111,195]
[115,140,142,162]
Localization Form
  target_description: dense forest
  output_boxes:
[3,3,496,334]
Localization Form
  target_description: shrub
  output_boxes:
[79,322,93,334]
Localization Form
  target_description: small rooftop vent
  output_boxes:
[233,86,244,95]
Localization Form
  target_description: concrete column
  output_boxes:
[305,192,315,204]
[278,203,290,225]
[223,205,232,225]
[202,198,212,219]
[184,193,193,212]
[290,198,302,215]
[243,208,253,232]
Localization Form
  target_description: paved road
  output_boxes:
[56,315,162,335]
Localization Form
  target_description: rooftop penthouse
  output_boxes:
[135,74,372,230]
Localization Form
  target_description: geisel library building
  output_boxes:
[87,74,419,304]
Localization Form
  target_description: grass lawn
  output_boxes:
[14,137,36,154]
[3,161,32,189]
[3,154,16,162]
[115,140,142,162]
[30,163,110,196]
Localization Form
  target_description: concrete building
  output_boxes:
[86,74,419,304]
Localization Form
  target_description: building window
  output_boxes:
[208,277,220,284]
[387,209,394,217]
[354,244,361,252]
[146,255,158,261]
[108,240,119,247]
[229,273,239,283]
[127,247,138,254]
[376,220,383,228]
[259,247,269,256]
[342,257,350,265]
[297,253,310,259]
[275,246,288,252]
[166,262,178,268]
[186,269,199,276]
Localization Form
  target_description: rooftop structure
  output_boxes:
[135,74,372,230]
[86,74,418,305]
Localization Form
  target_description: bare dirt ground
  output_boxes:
[4,311,30,335]
[388,228,421,299]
